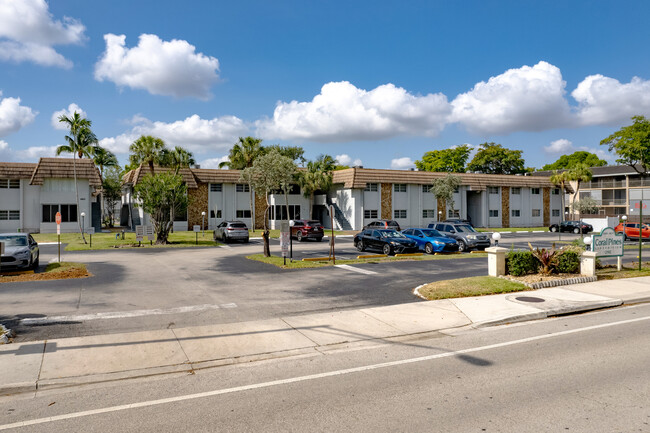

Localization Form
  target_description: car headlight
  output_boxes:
[16,250,30,258]
[433,241,443,245]
[467,235,477,240]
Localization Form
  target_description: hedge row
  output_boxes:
[506,247,581,276]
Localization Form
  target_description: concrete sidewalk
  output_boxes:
[2,276,649,396]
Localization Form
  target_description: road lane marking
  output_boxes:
[2,313,648,431]
[19,304,237,325]
[334,264,378,275]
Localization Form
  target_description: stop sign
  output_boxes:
[55,211,61,225]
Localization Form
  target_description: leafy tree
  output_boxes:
[129,135,166,173]
[415,145,470,173]
[430,173,462,218]
[541,151,608,171]
[466,142,526,174]
[241,150,297,256]
[566,163,593,215]
[550,170,570,220]
[102,166,122,227]
[264,144,306,166]
[91,146,119,226]
[300,154,336,219]
[56,112,97,243]
[134,172,188,244]
[572,196,599,215]
[600,115,650,176]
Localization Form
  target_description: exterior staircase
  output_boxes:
[326,197,354,231]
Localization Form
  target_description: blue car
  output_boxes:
[401,228,459,254]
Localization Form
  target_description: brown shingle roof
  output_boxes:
[332,168,558,190]
[30,158,101,187]
[0,162,37,179]
[191,168,243,184]
[122,164,198,188]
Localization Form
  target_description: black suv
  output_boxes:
[363,220,401,231]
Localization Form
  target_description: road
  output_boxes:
[2,303,648,432]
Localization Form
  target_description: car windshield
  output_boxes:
[421,229,443,237]
[379,230,405,239]
[0,235,27,246]
[454,225,477,233]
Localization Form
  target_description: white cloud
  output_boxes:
[390,157,415,170]
[256,81,451,142]
[198,156,230,169]
[99,114,249,154]
[572,75,650,126]
[544,138,574,154]
[335,154,362,167]
[94,34,220,99]
[0,0,85,68]
[451,61,572,135]
[51,103,86,130]
[0,92,37,137]
[18,145,57,159]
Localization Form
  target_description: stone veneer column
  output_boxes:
[437,198,446,219]
[543,187,551,226]
[381,183,392,220]
[501,186,510,228]
[254,191,266,229]
[188,184,208,229]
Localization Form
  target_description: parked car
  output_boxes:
[0,233,39,269]
[442,218,473,228]
[353,229,418,255]
[363,220,401,231]
[213,221,249,243]
[427,222,491,252]
[291,219,324,242]
[614,223,650,240]
[401,228,459,254]
[548,220,593,234]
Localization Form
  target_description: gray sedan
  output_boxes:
[0,233,40,269]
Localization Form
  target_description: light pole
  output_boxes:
[201,211,206,236]
[491,232,501,247]
[438,210,443,222]
[583,235,592,252]
[80,212,86,235]
[289,219,294,262]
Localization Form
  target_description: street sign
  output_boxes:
[591,227,624,257]
[193,225,201,232]
[86,227,95,235]
[55,211,61,225]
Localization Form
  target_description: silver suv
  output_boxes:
[427,223,490,252]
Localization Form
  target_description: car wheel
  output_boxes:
[315,237,323,242]
[382,244,392,255]
[32,255,39,269]
[573,227,580,234]
[424,243,434,254]
[550,226,557,233]
[297,232,303,242]
[457,240,466,252]
[356,240,365,252]
[623,233,627,241]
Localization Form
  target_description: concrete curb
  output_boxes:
[499,275,598,289]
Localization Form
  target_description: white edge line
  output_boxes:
[334,264,378,275]
[2,314,648,431]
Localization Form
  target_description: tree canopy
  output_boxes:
[466,142,526,175]
[129,135,166,172]
[600,115,650,176]
[300,154,336,219]
[541,151,608,171]
[430,173,461,216]
[134,172,188,244]
[415,145,470,173]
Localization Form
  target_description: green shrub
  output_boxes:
[506,250,538,276]
[555,249,580,274]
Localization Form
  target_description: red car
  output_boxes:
[614,223,650,240]
[291,219,324,242]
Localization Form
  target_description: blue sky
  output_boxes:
[1,0,650,170]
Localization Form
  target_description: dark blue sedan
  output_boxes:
[401,228,459,254]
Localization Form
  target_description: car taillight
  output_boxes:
[305,226,311,230]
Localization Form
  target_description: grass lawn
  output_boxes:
[0,262,89,283]
[247,252,486,269]
[32,231,219,251]
[597,263,650,280]
[476,227,548,232]
[416,276,530,300]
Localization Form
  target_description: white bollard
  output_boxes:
[486,246,507,277]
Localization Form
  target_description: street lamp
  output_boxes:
[201,211,206,236]
[438,210,443,221]
[80,212,86,234]
[583,236,592,252]
[491,232,501,247]
[289,219,295,262]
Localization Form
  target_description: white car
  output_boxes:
[0,233,40,269]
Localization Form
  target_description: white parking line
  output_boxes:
[19,304,237,325]
[334,264,378,275]
[218,244,233,249]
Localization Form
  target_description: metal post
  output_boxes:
[58,234,61,263]
[90,234,92,249]
[639,195,643,271]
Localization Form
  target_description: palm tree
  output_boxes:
[162,146,195,174]
[91,146,119,226]
[550,170,570,223]
[57,112,97,243]
[566,163,593,218]
[219,137,265,230]
[129,135,166,173]
[300,154,336,219]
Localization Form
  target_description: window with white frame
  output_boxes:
[0,179,20,189]
[42,204,77,223]
[364,209,378,219]
[532,209,541,217]
[364,183,378,192]
[0,210,19,220]
[448,209,460,218]
[394,209,407,219]
[489,209,499,218]
[511,187,521,195]
[511,209,521,217]
[394,184,407,192]
[270,204,300,221]
[236,209,251,218]
[552,209,560,217]
[488,186,499,194]
[422,185,433,193]
[422,209,436,218]
[210,210,222,218]
[531,188,540,195]
[552,188,560,195]
[210,183,222,192]
[236,184,250,192]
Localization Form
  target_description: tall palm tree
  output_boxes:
[129,135,166,173]
[220,137,265,230]
[91,146,119,226]
[566,163,593,218]
[300,154,336,219]
[550,170,570,222]
[162,146,195,174]
[57,112,97,243]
